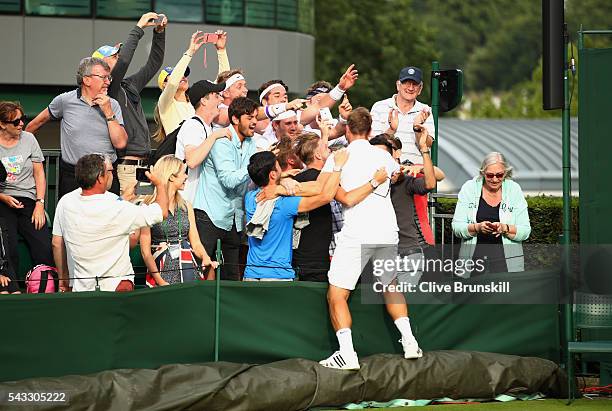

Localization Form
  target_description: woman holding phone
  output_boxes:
[452,152,531,275]
[152,30,230,142]
[140,155,217,286]
[0,101,54,290]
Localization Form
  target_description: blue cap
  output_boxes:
[398,66,422,83]
[92,44,121,59]
[158,66,191,89]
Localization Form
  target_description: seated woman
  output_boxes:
[140,155,217,286]
[452,152,531,275]
[0,101,54,289]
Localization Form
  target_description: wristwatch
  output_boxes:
[36,198,45,205]
[333,165,343,172]
[106,114,117,122]
[369,178,381,189]
[420,149,430,155]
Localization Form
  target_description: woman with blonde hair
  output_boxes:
[452,151,531,275]
[140,155,217,285]
[152,30,230,142]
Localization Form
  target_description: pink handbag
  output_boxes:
[25,264,58,293]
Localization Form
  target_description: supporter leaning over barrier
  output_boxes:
[192,97,259,281]
[94,12,167,195]
[0,101,54,292]
[243,149,347,281]
[452,152,531,275]
[52,154,168,292]
[152,30,230,142]
[140,155,218,286]
[26,57,127,198]
[371,66,434,164]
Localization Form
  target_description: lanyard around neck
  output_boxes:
[162,207,182,244]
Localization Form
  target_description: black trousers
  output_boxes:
[194,209,241,281]
[59,159,119,199]
[0,197,54,284]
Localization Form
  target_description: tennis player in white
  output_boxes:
[316,108,422,370]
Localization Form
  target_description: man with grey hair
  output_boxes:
[370,66,435,164]
[27,57,128,198]
[52,153,168,292]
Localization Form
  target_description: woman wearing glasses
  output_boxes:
[0,101,54,292]
[452,152,531,274]
[140,155,217,286]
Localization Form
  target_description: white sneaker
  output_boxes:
[400,338,423,359]
[319,350,360,370]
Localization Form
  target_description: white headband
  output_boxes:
[273,110,297,121]
[259,83,285,103]
[224,73,245,91]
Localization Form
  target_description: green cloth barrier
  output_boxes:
[0,281,560,382]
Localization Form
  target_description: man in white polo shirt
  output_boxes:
[318,107,423,370]
[371,66,435,164]
[52,154,168,292]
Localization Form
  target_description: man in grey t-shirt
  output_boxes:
[26,57,127,198]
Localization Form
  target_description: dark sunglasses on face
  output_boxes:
[485,172,505,179]
[2,116,26,127]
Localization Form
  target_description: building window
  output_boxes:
[25,0,91,16]
[245,0,274,28]
[0,0,21,13]
[97,0,150,19]
[155,0,203,23]
[276,0,297,31]
[205,0,244,25]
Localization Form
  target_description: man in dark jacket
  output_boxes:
[94,12,167,194]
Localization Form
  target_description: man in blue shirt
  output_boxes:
[193,97,259,280]
[243,149,348,280]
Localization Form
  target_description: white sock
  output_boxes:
[394,317,415,342]
[336,328,355,355]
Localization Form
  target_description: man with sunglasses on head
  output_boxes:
[370,66,435,164]
[92,12,167,196]
[27,57,127,198]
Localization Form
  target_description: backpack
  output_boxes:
[149,116,205,166]
[25,264,59,293]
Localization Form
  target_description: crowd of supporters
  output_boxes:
[0,12,531,295]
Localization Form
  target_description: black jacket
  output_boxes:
[108,26,165,158]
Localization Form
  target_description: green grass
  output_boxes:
[330,398,611,410]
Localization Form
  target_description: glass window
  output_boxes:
[25,0,90,16]
[245,0,274,28]
[297,0,314,34]
[0,0,21,13]
[97,0,150,19]
[155,0,202,23]
[206,0,244,26]
[276,0,297,31]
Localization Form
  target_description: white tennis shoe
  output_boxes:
[400,338,423,359]
[319,350,360,370]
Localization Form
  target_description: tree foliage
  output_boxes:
[314,0,612,118]
[314,0,438,110]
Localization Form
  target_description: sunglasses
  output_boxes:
[2,116,26,127]
[485,172,505,179]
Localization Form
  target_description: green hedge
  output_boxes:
[435,196,580,245]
